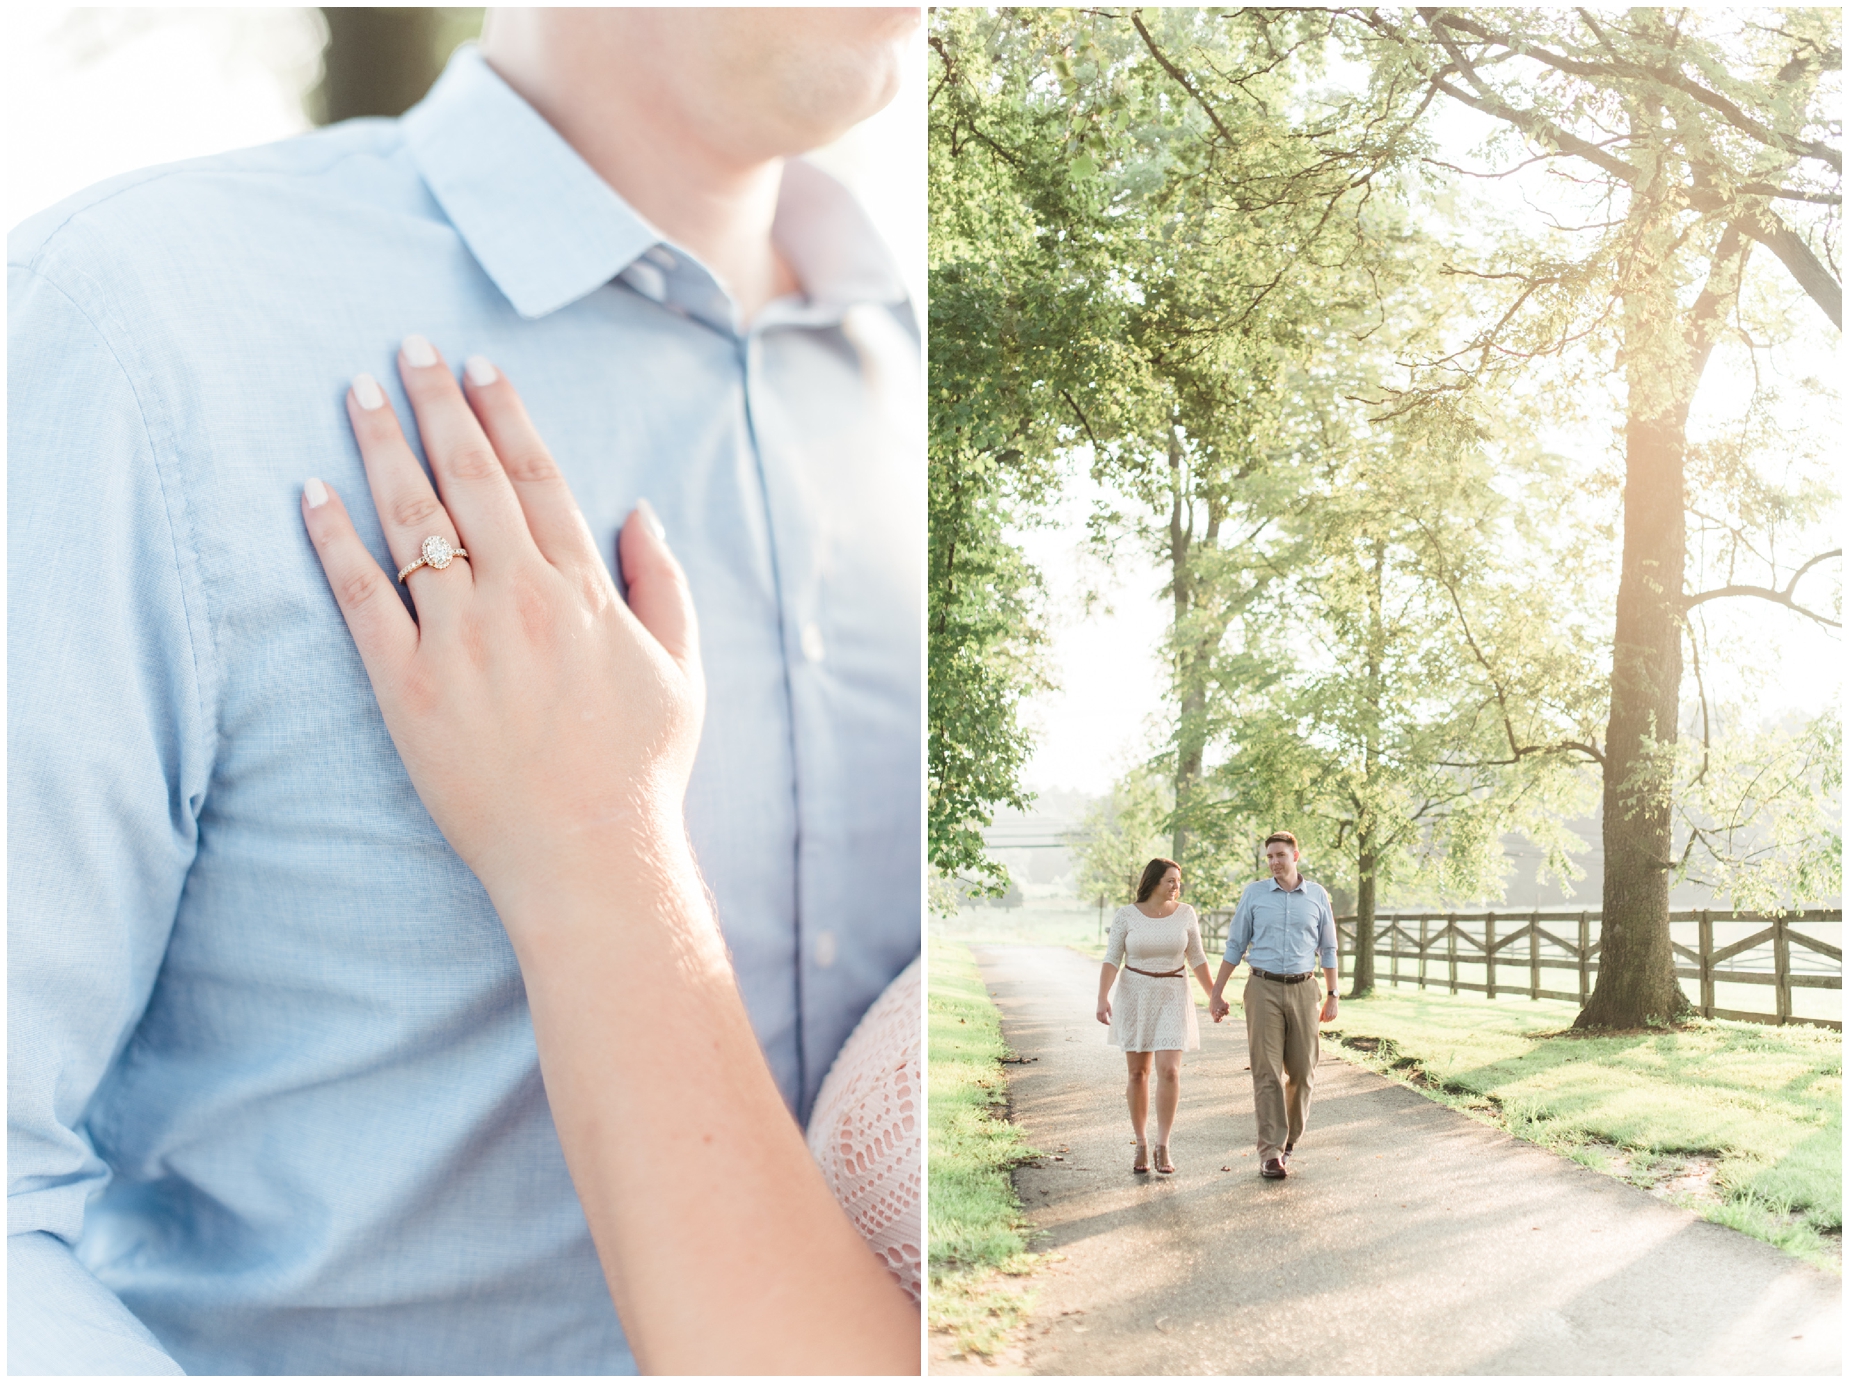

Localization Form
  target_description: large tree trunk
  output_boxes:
[1576,216,1750,1029]
[1579,405,1690,1026]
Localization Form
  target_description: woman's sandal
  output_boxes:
[1153,1144,1175,1174]
[1132,1143,1150,1174]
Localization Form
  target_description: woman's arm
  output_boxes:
[300,344,916,1373]
[508,841,916,1373]
[1096,963,1118,1025]
[1185,911,1212,998]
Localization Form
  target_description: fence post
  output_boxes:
[1390,914,1400,989]
[1485,912,1497,1000]
[1578,911,1590,1004]
[1774,916,1791,1025]
[1447,913,1458,996]
[1529,910,1540,1000]
[1699,910,1713,1018]
[1418,915,1429,991]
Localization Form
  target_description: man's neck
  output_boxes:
[1274,870,1301,891]
[480,35,798,324]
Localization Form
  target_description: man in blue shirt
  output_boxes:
[9,10,920,1374]
[1209,831,1340,1179]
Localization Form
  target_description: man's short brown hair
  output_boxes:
[1264,831,1299,850]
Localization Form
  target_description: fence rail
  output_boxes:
[1198,907,1842,1031]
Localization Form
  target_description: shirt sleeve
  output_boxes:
[1184,908,1207,970]
[7,261,211,1375]
[1318,889,1339,970]
[1223,887,1255,968]
[1103,909,1128,967]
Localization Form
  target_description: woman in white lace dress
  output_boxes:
[299,357,917,1371]
[1095,858,1214,1175]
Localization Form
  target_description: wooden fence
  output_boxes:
[1199,908,1842,1031]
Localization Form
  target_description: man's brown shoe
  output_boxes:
[1261,1157,1287,1179]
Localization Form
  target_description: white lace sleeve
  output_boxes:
[805,956,921,1304]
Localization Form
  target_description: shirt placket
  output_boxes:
[739,324,841,1118]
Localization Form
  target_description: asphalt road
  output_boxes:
[944,943,1841,1376]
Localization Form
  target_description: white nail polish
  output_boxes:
[401,334,438,368]
[304,477,329,509]
[636,497,666,542]
[352,373,385,410]
[465,354,498,387]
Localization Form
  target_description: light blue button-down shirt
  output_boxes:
[8,47,919,1376]
[1222,876,1340,974]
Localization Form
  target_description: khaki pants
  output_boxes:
[1243,973,1322,1161]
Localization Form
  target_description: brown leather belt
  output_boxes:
[1251,967,1314,984]
[1124,965,1186,979]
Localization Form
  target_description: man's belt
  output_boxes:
[1124,965,1187,978]
[1250,967,1315,984]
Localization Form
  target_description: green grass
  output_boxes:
[928,939,1044,1355]
[1327,988,1842,1270]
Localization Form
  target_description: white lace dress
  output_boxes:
[805,956,921,1304]
[1104,904,1207,1052]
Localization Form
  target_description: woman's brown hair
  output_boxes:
[1134,857,1181,904]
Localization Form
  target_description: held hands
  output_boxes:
[1208,993,1230,1023]
[301,340,704,916]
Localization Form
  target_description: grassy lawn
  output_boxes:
[928,939,1043,1356]
[1327,988,1842,1271]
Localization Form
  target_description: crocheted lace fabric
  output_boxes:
[806,956,921,1304]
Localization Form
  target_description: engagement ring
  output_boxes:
[397,535,468,583]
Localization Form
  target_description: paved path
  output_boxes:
[950,944,1840,1376]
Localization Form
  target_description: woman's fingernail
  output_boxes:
[352,373,385,410]
[304,477,329,509]
[636,497,666,542]
[401,333,438,368]
[464,354,499,387]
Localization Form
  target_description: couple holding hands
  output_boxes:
[1095,834,1340,1180]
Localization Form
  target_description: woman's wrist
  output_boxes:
[482,815,716,961]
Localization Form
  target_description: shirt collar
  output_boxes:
[1267,875,1305,894]
[403,47,906,329]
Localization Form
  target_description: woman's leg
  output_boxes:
[1152,1049,1182,1153]
[1125,1051,1152,1154]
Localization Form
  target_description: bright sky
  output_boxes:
[4,8,925,304]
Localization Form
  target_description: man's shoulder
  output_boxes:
[10,118,418,283]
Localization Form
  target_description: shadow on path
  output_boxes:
[969,944,1841,1376]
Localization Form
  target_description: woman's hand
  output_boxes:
[300,338,917,1373]
[1096,1000,1112,1026]
[301,339,703,923]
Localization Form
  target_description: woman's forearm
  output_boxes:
[1192,963,1214,996]
[497,837,918,1375]
[1097,963,1119,1006]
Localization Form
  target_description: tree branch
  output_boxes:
[1682,548,1843,627]
[1428,8,1844,173]
[1412,9,1843,328]
[1130,10,1237,147]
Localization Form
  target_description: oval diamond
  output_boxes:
[422,535,454,569]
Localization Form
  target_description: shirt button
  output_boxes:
[800,622,826,663]
[814,930,837,969]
